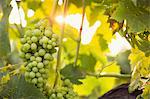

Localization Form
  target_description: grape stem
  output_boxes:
[74,0,85,66]
[87,72,131,78]
[53,0,68,88]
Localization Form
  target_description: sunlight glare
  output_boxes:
[55,14,101,45]
[58,0,63,6]
[27,9,35,17]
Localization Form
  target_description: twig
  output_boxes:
[87,72,131,78]
[74,0,85,66]
[49,0,58,26]
[53,0,68,88]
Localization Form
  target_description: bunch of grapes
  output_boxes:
[20,20,58,92]
[48,79,79,99]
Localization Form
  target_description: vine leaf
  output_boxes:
[0,76,46,99]
[60,64,85,84]
[112,0,150,33]
[79,54,97,72]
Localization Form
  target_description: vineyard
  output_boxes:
[0,0,150,99]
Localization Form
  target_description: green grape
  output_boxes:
[37,83,43,87]
[48,40,52,44]
[51,38,56,42]
[31,36,38,43]
[47,44,52,49]
[44,53,52,60]
[39,68,45,73]
[32,61,38,67]
[29,72,36,78]
[37,62,44,69]
[26,37,30,41]
[25,72,30,77]
[43,43,47,48]
[43,60,49,65]
[20,38,26,44]
[52,42,57,47]
[38,77,43,83]
[25,53,31,59]
[25,30,32,37]
[30,56,36,61]
[36,57,42,62]
[34,52,39,57]
[31,43,37,50]
[42,74,48,79]
[57,93,63,98]
[27,40,32,44]
[32,78,38,84]
[20,52,25,58]
[52,34,58,39]
[27,63,33,68]
[23,43,30,52]
[36,72,41,77]
[38,49,46,56]
[32,67,38,72]
[42,36,49,43]
[33,29,41,36]
[44,30,52,37]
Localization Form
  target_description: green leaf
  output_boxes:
[138,40,150,57]
[112,0,150,33]
[98,34,108,51]
[60,64,85,84]
[0,76,46,99]
[79,54,97,72]
[0,0,12,58]
[115,50,131,74]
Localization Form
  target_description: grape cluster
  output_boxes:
[20,20,58,91]
[48,79,79,99]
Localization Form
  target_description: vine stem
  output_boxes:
[74,0,85,66]
[87,72,131,78]
[49,0,58,26]
[53,0,68,88]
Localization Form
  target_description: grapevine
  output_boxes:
[20,19,58,92]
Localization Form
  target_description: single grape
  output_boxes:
[29,72,36,78]
[44,30,52,37]
[44,53,52,60]
[39,68,45,73]
[48,40,52,44]
[31,36,38,43]
[47,44,52,49]
[32,78,38,84]
[32,61,38,67]
[32,67,38,72]
[30,56,36,61]
[31,43,37,50]
[25,53,31,59]
[37,62,44,69]
[38,49,46,56]
[33,29,41,36]
[38,77,43,83]
[34,52,39,57]
[20,38,26,44]
[43,60,50,65]
[25,72,30,77]
[23,43,30,52]
[36,72,41,77]
[37,83,43,87]
[20,52,25,58]
[51,38,56,42]
[52,42,57,47]
[36,57,42,62]
[25,30,32,37]
[42,36,49,44]
[43,43,47,48]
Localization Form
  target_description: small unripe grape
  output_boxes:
[57,93,63,98]
[47,44,52,49]
[39,68,45,73]
[44,53,52,60]
[31,43,37,50]
[38,49,46,56]
[43,43,47,48]
[32,61,37,67]
[25,53,31,59]
[25,30,32,37]
[31,36,38,43]
[42,74,48,79]
[30,56,36,61]
[51,94,56,98]
[44,30,52,37]
[52,42,57,47]
[20,52,25,58]
[37,62,44,69]
[32,67,38,72]
[51,38,56,42]
[27,40,32,44]
[52,34,58,39]
[43,60,50,65]
[38,77,43,83]
[36,72,41,77]
[26,37,30,41]
[29,72,35,78]
[36,57,42,62]
[23,43,30,51]
[34,52,39,57]
[37,83,43,87]
[32,78,38,84]
[27,63,33,68]
[48,40,52,44]
[42,36,49,44]
[33,29,41,36]
[25,72,30,77]
[20,38,26,44]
